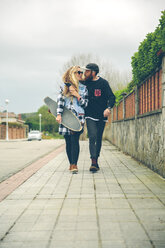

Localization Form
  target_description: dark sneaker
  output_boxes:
[96,164,100,170]
[89,164,99,172]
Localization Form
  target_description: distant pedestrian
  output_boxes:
[56,66,88,173]
[82,63,115,172]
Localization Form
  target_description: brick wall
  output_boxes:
[117,101,123,120]
[0,125,6,139]
[125,92,135,119]
[113,106,117,121]
[138,68,162,115]
[0,125,27,140]
[108,111,112,123]
[109,67,162,123]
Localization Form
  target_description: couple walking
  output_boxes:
[56,63,115,173]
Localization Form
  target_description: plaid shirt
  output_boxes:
[57,84,88,135]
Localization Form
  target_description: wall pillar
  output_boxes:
[134,86,139,154]
[123,97,125,119]
[135,86,139,119]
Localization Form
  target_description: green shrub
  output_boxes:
[131,10,165,85]
[115,11,165,104]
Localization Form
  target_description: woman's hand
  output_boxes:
[103,108,111,117]
[56,114,62,124]
[69,86,80,99]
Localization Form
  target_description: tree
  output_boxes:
[24,106,59,134]
[38,105,59,133]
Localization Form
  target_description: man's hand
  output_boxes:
[56,114,62,124]
[103,108,111,117]
[69,86,80,99]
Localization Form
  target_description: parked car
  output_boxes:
[28,130,42,141]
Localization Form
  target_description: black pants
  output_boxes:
[64,132,81,165]
[86,118,106,159]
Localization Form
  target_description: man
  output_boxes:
[82,63,115,172]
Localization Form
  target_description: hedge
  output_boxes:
[115,10,165,104]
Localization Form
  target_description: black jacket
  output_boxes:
[84,77,115,120]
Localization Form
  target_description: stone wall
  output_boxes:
[103,55,165,178]
[104,111,164,177]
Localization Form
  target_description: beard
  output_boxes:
[84,73,93,82]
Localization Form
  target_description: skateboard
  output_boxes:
[44,96,82,132]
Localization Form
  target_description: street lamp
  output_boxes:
[5,99,10,141]
[39,113,42,132]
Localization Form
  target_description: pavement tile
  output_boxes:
[55,221,77,230]
[119,222,149,241]
[134,208,165,222]
[75,230,98,241]
[99,221,120,231]
[0,242,23,248]
[153,241,165,248]
[142,220,165,231]
[78,208,96,216]
[60,208,78,216]
[10,222,34,232]
[52,230,76,241]
[97,199,130,209]
[102,240,126,248]
[126,240,153,248]
[77,215,97,222]
[21,241,49,248]
[115,209,137,221]
[26,231,51,241]
[32,221,55,231]
[129,198,165,209]
[16,214,39,223]
[49,240,75,248]
[76,221,98,230]
[74,241,99,248]
[100,226,123,241]
[57,215,78,223]
[146,230,165,241]
[2,232,28,242]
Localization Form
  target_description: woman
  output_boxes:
[56,66,88,173]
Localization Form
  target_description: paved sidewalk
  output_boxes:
[0,141,165,248]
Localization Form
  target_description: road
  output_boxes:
[0,139,65,183]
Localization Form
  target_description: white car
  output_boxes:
[28,130,42,141]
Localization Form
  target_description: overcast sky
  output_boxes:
[0,0,164,114]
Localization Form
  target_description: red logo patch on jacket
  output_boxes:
[94,89,101,97]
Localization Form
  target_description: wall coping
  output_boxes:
[112,109,162,123]
[137,109,162,118]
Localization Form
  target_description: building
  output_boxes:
[0,112,28,140]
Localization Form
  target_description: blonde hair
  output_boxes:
[62,66,80,97]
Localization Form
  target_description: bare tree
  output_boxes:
[53,54,99,97]
[59,53,132,92]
